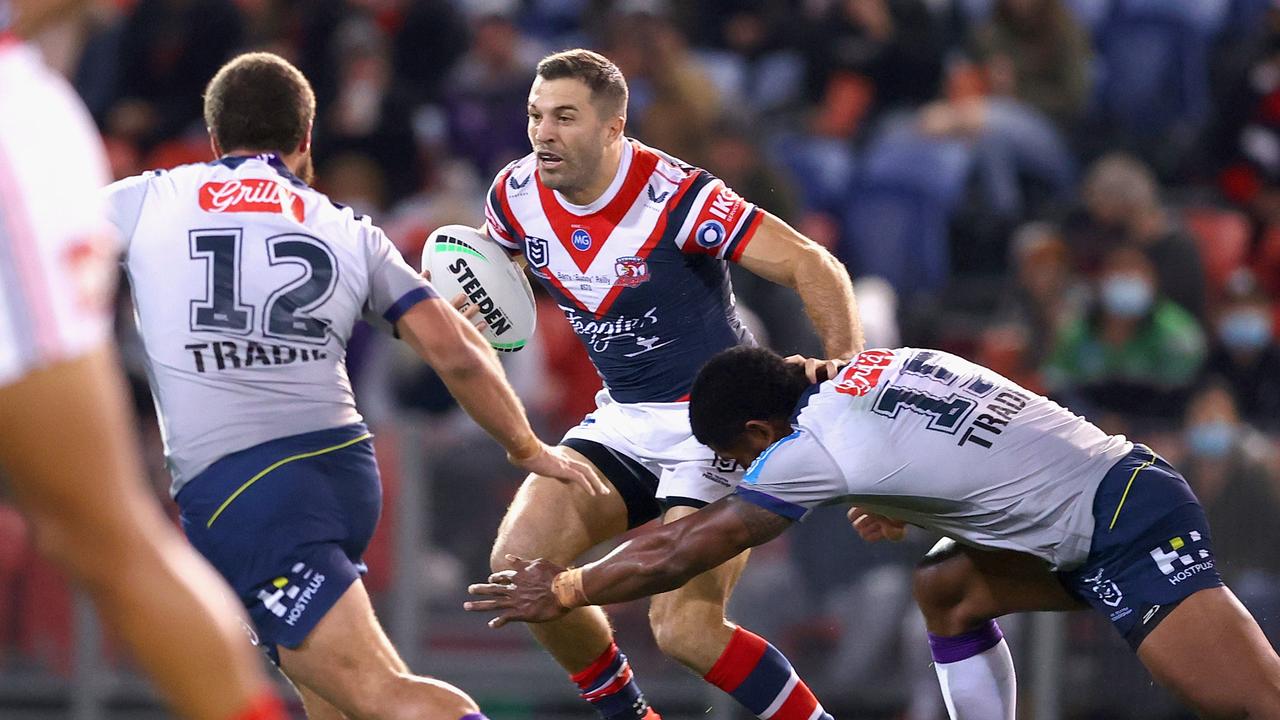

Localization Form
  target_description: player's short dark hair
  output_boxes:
[536,49,628,117]
[204,52,316,155]
[689,346,809,449]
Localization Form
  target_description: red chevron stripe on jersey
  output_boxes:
[535,149,659,274]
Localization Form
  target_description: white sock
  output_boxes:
[933,637,1016,720]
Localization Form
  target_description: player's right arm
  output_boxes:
[465,494,793,626]
[394,299,608,495]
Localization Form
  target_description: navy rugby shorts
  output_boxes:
[177,423,380,663]
[1057,444,1223,650]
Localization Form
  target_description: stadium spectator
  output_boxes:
[1043,244,1206,424]
[1066,153,1208,319]
[1178,382,1280,643]
[969,0,1092,130]
[315,17,421,203]
[603,5,722,166]
[108,0,243,150]
[799,0,944,137]
[1203,270,1280,432]
[443,1,544,177]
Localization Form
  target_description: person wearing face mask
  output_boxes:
[1204,271,1280,432]
[1043,244,1206,422]
[1180,383,1280,640]
[1064,154,1207,320]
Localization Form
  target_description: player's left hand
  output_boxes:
[465,556,571,628]
[848,506,907,542]
[508,443,612,497]
[422,269,488,332]
[785,355,848,383]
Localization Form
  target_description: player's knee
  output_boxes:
[649,596,714,667]
[912,556,978,628]
[25,506,141,591]
[352,673,477,720]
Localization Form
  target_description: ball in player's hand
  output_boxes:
[421,225,537,352]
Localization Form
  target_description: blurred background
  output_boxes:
[4,0,1280,717]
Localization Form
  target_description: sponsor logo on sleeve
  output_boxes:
[695,219,727,248]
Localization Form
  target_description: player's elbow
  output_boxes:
[431,341,490,381]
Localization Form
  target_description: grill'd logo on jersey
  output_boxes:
[834,349,895,396]
[613,256,650,288]
[199,179,304,222]
[571,228,593,251]
[447,258,514,336]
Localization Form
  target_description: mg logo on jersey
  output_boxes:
[695,219,727,248]
[613,256,650,287]
[256,561,326,627]
[200,179,304,222]
[1149,531,1214,585]
[526,235,550,271]
[571,228,593,251]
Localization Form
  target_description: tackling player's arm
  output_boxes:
[465,495,792,626]
[737,213,864,358]
[395,299,608,495]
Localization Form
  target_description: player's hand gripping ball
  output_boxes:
[421,225,536,352]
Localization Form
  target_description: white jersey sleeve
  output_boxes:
[360,223,438,333]
[102,172,154,248]
[735,428,844,521]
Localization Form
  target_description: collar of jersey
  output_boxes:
[549,139,634,216]
[213,153,310,190]
[790,382,822,424]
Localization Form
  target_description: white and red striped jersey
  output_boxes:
[485,138,764,403]
[0,36,119,388]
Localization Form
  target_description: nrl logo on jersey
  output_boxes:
[199,179,304,222]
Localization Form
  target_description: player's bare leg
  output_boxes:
[649,505,834,719]
[279,580,483,720]
[648,505,748,672]
[489,450,651,717]
[294,684,350,720]
[912,539,1085,720]
[1136,586,1280,718]
[0,348,282,720]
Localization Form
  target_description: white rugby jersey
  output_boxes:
[103,154,435,495]
[0,36,119,387]
[738,348,1134,570]
[485,138,760,403]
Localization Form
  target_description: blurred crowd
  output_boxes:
[5,0,1280,717]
